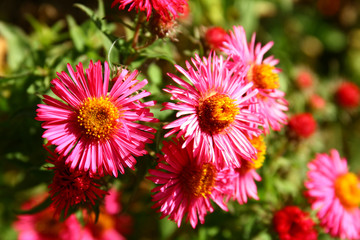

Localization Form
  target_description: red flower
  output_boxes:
[46,148,108,217]
[205,26,227,50]
[335,81,360,108]
[273,206,318,240]
[309,94,326,110]
[296,71,313,89]
[288,113,316,138]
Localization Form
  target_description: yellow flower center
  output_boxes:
[248,64,279,89]
[181,163,216,198]
[77,97,120,140]
[240,135,266,172]
[334,172,360,210]
[197,93,239,135]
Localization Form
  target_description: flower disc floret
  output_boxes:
[77,97,120,140]
[197,94,238,135]
[248,64,279,90]
[335,172,360,210]
[181,163,216,198]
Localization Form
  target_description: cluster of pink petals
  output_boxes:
[162,53,263,169]
[36,60,157,177]
[221,26,288,133]
[305,149,360,239]
[111,0,188,21]
[147,138,235,228]
[14,195,82,240]
[227,168,261,204]
[14,190,132,240]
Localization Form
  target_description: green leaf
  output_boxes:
[66,15,86,52]
[0,21,32,71]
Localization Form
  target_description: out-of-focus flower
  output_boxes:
[82,188,133,240]
[204,26,228,51]
[111,0,188,21]
[228,135,265,204]
[273,206,318,240]
[296,71,313,89]
[47,148,107,217]
[149,13,178,39]
[147,138,235,228]
[36,61,157,177]
[305,149,360,239]
[335,81,360,108]
[309,94,326,110]
[222,25,288,134]
[288,113,317,138]
[14,195,82,240]
[163,53,263,169]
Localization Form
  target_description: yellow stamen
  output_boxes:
[181,163,216,198]
[77,97,120,140]
[240,135,266,172]
[248,64,279,89]
[334,172,360,210]
[197,93,239,135]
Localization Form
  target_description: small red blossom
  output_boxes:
[111,0,188,21]
[296,71,313,89]
[47,148,108,217]
[288,113,317,138]
[309,94,326,110]
[273,206,318,240]
[205,26,228,50]
[335,81,360,108]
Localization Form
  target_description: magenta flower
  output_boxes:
[111,0,188,21]
[82,188,133,240]
[147,138,235,228]
[36,61,157,176]
[222,26,288,133]
[305,149,360,239]
[163,53,263,169]
[46,148,108,217]
[14,195,82,240]
[227,135,265,204]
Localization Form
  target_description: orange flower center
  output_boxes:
[248,64,279,89]
[334,172,360,210]
[77,97,120,140]
[240,135,266,173]
[197,93,238,135]
[181,163,216,198]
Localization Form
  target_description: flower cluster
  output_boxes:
[11,1,360,239]
[148,26,289,228]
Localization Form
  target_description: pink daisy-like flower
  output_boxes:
[228,135,265,204]
[222,26,288,133]
[111,0,188,21]
[14,195,82,240]
[147,138,235,228]
[163,53,263,169]
[46,147,108,217]
[36,61,157,177]
[82,188,133,240]
[305,149,360,239]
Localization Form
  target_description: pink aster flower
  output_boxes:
[147,138,235,228]
[305,149,360,239]
[227,135,265,204]
[163,53,263,169]
[14,195,82,240]
[221,26,288,133]
[82,188,133,240]
[111,0,188,21]
[36,61,157,177]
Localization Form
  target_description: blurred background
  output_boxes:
[1,0,360,239]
